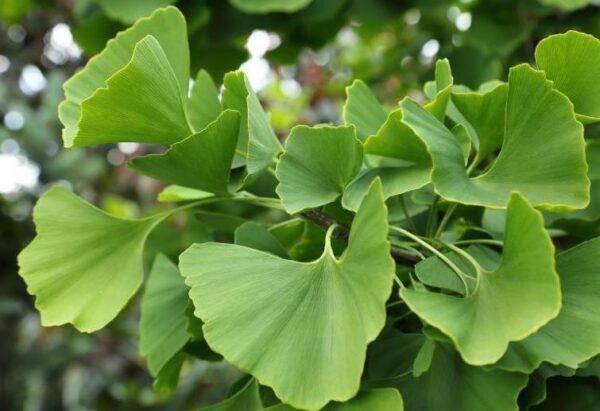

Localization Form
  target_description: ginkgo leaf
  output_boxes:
[200,379,262,411]
[74,35,192,146]
[495,236,600,373]
[267,389,404,411]
[17,185,168,332]
[275,125,363,214]
[247,85,283,175]
[222,71,251,163]
[140,254,190,376]
[343,80,387,141]
[400,64,589,210]
[345,84,452,211]
[535,31,600,124]
[153,351,185,393]
[180,180,395,410]
[342,166,430,211]
[235,222,289,258]
[396,342,528,411]
[157,185,213,203]
[59,6,190,147]
[451,83,508,163]
[414,245,500,295]
[129,110,240,195]
[401,193,561,365]
[229,0,313,14]
[188,69,222,132]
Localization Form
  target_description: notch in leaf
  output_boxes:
[180,179,395,410]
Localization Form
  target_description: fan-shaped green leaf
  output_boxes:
[129,110,240,195]
[343,80,387,141]
[188,69,222,132]
[396,342,528,411]
[17,186,168,332]
[496,236,600,373]
[180,180,394,410]
[400,64,589,210]
[275,125,363,214]
[267,389,404,411]
[229,0,313,14]
[74,35,192,147]
[59,6,190,147]
[140,254,190,376]
[535,31,600,124]
[401,193,561,365]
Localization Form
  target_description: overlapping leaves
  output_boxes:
[18,7,600,409]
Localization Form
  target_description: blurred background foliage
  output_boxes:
[2,0,600,409]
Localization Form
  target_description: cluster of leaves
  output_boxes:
[17,6,600,411]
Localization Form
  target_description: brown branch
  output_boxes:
[300,210,420,267]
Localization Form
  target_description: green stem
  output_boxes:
[433,202,457,239]
[399,195,418,233]
[425,197,440,238]
[389,226,471,295]
[452,239,503,247]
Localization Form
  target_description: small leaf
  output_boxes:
[17,186,167,332]
[157,185,213,203]
[222,71,251,163]
[343,80,387,141]
[400,64,589,210]
[275,125,363,214]
[234,222,289,258]
[535,31,600,124]
[200,379,263,411]
[153,351,185,394]
[396,342,528,411]
[415,245,500,295]
[129,110,240,195]
[247,86,283,175]
[59,6,190,147]
[451,83,508,163]
[140,254,190,376]
[496,236,600,373]
[188,69,222,132]
[401,193,561,365]
[180,180,394,410]
[342,166,430,211]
